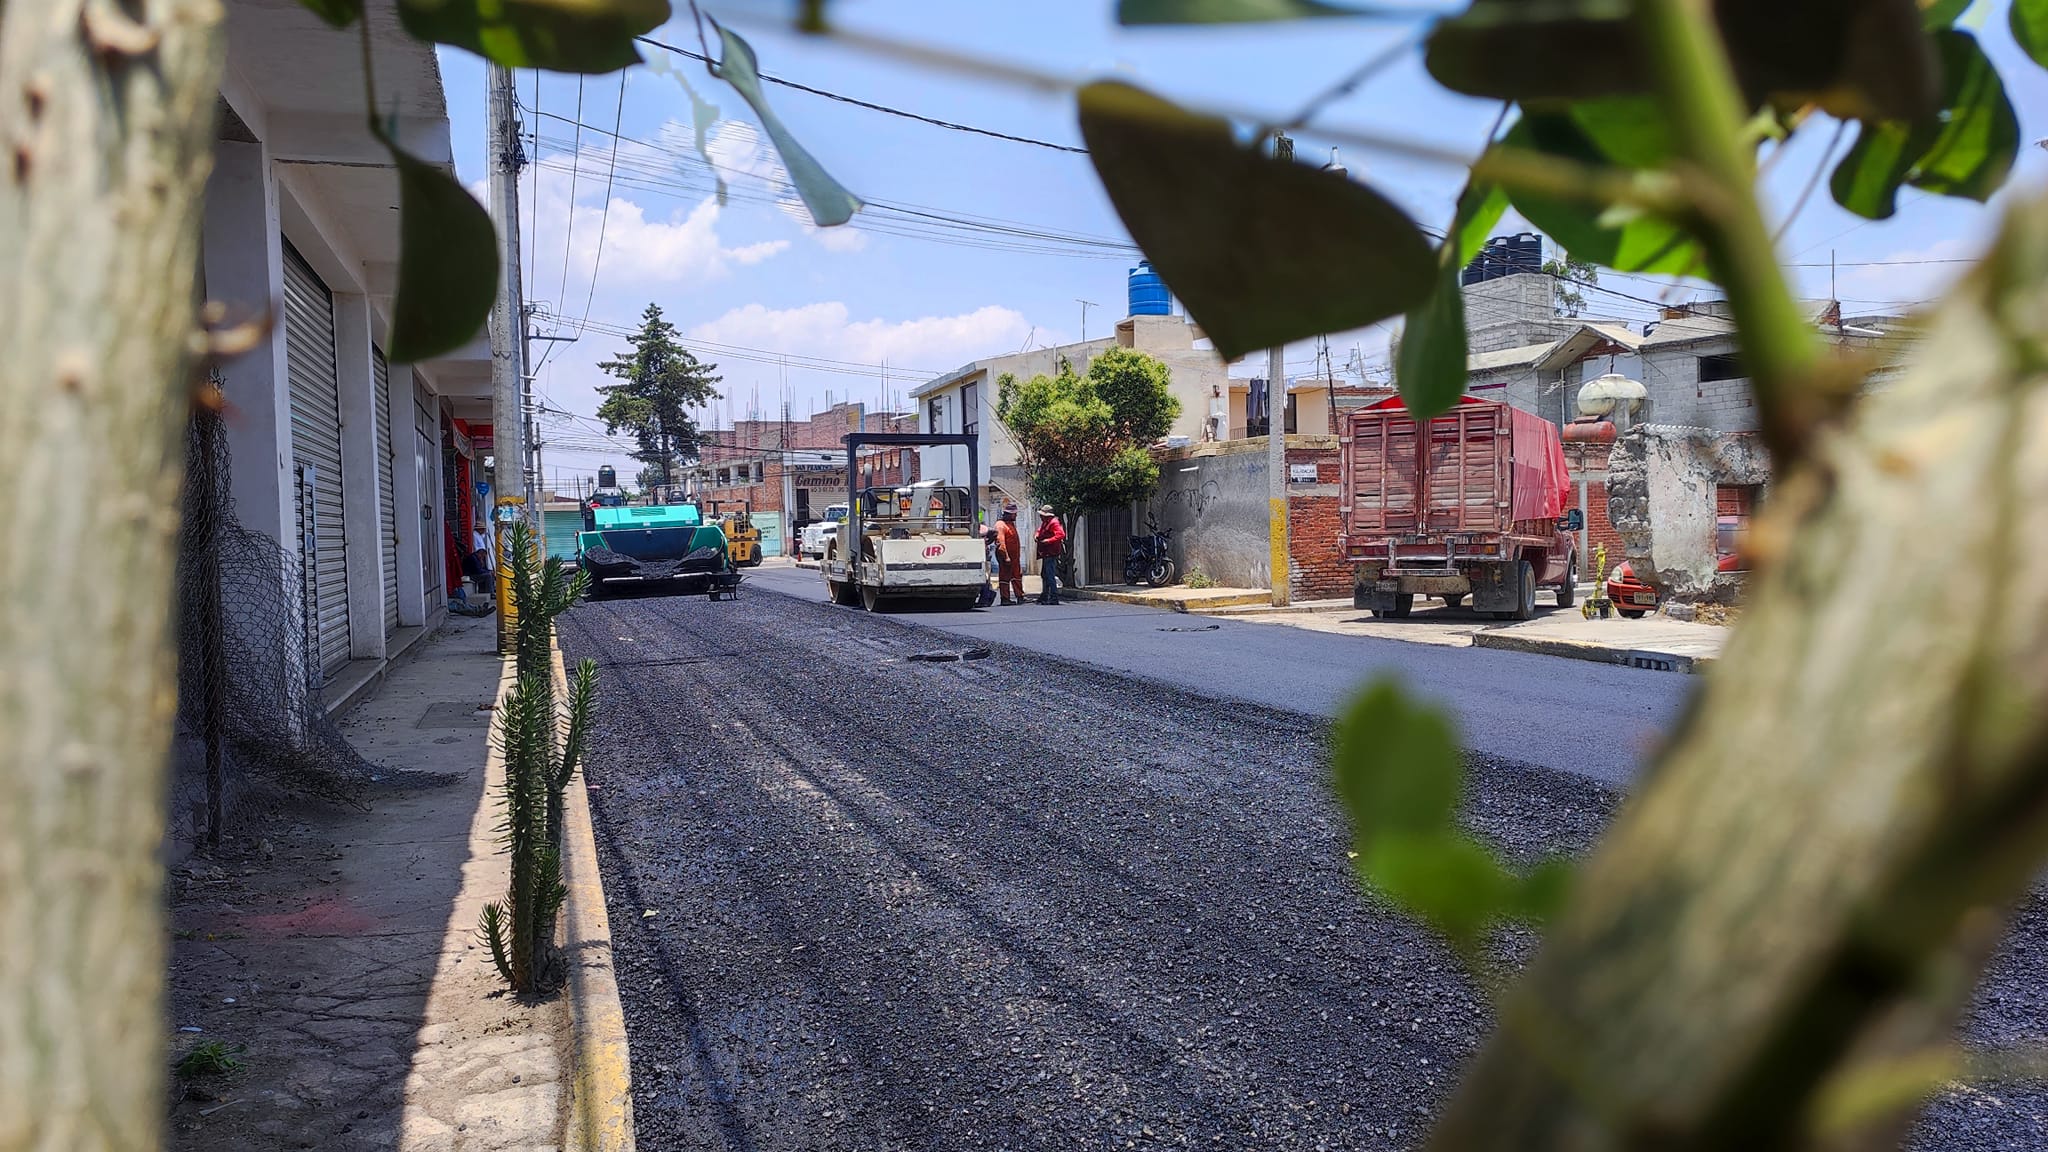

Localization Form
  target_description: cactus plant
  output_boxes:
[479,521,596,995]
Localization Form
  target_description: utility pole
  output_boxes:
[487,63,527,650]
[1078,298,1098,344]
[1268,344,1290,607]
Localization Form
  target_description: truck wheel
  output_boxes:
[1375,593,1413,619]
[1620,608,1647,620]
[1556,556,1578,608]
[1443,594,1466,610]
[1512,560,1537,620]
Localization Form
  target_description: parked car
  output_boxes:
[1607,518,1747,618]
[800,520,838,560]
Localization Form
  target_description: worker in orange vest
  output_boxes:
[994,503,1024,606]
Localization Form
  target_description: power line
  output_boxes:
[635,34,1089,155]
[555,75,586,320]
[574,71,630,338]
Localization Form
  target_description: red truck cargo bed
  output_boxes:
[1339,396,1568,547]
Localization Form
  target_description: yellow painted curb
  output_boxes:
[1064,587,1273,613]
[553,644,637,1152]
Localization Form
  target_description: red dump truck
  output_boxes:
[1338,395,1581,620]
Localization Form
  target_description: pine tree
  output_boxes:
[595,303,723,488]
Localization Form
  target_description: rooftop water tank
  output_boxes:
[1128,261,1171,317]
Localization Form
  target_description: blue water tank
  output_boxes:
[1127,261,1171,317]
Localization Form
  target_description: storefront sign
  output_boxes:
[1288,463,1319,483]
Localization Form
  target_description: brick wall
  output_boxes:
[1566,481,1623,569]
[1284,441,1352,600]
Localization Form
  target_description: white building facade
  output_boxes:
[204,0,492,701]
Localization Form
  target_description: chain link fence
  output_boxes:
[171,377,432,846]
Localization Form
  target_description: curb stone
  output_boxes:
[553,643,637,1152]
[1471,630,1715,674]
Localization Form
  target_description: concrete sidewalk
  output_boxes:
[1472,609,1724,673]
[167,615,631,1151]
[1204,595,1729,672]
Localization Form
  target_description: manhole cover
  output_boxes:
[907,648,992,663]
[417,702,495,729]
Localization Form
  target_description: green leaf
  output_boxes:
[1500,106,1703,277]
[1830,29,2018,220]
[1922,0,1973,28]
[644,52,727,206]
[1427,0,1937,123]
[1118,0,1372,23]
[1331,678,1463,842]
[1509,857,1575,921]
[382,137,498,363]
[1396,180,1504,419]
[1364,833,1515,949]
[295,0,361,28]
[1331,677,1575,949]
[2013,0,2048,68]
[708,21,862,228]
[1076,81,1433,362]
[395,0,665,74]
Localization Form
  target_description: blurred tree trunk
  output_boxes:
[1432,189,2048,1149]
[0,0,223,1145]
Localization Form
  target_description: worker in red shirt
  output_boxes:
[1034,504,1066,606]
[994,503,1024,605]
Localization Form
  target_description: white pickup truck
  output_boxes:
[798,504,846,559]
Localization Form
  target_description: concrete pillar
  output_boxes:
[200,140,291,550]
[333,291,387,659]
[388,362,427,627]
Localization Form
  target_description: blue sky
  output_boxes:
[436,2,2048,488]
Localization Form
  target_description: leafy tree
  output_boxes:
[596,303,723,490]
[1086,345,1182,443]
[997,350,1179,565]
[1542,254,1599,318]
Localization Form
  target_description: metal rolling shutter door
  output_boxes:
[374,347,398,637]
[415,383,444,609]
[283,243,351,680]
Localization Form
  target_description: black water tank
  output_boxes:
[1460,233,1544,285]
[597,464,618,489]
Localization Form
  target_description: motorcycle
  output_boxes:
[1125,521,1178,587]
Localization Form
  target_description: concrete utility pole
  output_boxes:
[487,63,527,649]
[1268,345,1290,607]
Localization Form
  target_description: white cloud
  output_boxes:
[807,224,870,253]
[521,132,788,314]
[689,302,1033,374]
[578,197,790,284]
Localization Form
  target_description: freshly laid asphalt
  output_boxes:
[741,563,1683,786]
[560,575,2046,1151]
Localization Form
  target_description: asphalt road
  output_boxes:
[740,563,1684,786]
[560,583,2046,1152]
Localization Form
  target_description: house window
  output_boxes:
[962,381,979,438]
[1698,353,1745,382]
[928,396,945,433]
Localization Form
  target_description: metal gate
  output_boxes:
[1085,504,1134,586]
[283,243,350,680]
[373,346,398,638]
